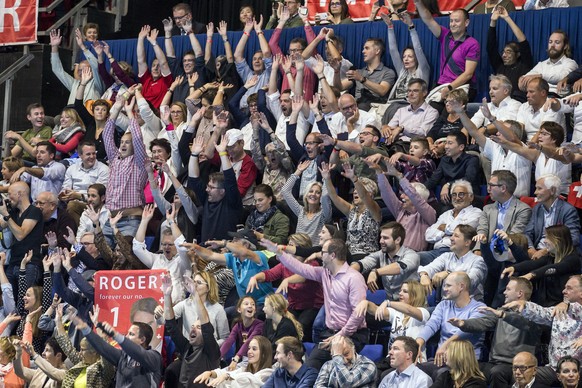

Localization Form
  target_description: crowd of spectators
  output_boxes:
[3,0,582,387]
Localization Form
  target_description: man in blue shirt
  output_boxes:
[416,271,486,381]
[263,336,318,388]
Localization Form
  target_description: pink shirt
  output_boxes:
[378,174,436,251]
[278,253,367,337]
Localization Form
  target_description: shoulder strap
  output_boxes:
[440,32,465,78]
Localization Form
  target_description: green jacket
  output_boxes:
[247,209,290,244]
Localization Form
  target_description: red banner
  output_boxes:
[94,270,166,346]
[0,0,38,46]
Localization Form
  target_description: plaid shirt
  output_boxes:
[104,118,148,211]
[314,354,377,388]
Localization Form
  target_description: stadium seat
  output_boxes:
[366,289,386,305]
[224,343,236,363]
[303,342,316,356]
[360,344,384,362]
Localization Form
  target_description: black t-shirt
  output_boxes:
[9,205,43,267]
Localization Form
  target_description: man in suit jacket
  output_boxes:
[171,3,205,36]
[475,170,532,306]
[526,174,580,259]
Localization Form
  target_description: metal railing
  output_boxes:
[0,49,35,146]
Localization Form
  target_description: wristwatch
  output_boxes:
[361,77,367,84]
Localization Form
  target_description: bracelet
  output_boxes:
[408,25,415,30]
[353,177,359,183]
[80,83,88,87]
[152,43,158,47]
[243,31,250,37]
[191,153,200,157]
[219,151,228,156]
[189,85,195,89]
[361,77,367,84]
[107,55,113,59]
[387,300,392,308]
[164,37,171,39]
[168,219,174,226]
[447,85,453,91]
[223,38,229,43]
[257,31,264,36]
[285,70,292,75]
[167,89,174,94]
[207,38,212,42]
[318,76,325,81]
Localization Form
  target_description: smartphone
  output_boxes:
[299,6,309,16]
[316,12,328,20]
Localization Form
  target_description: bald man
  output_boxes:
[36,191,76,250]
[0,181,44,290]
[512,352,549,388]
[328,94,378,141]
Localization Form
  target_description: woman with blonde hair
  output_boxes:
[262,294,303,351]
[195,335,273,388]
[356,280,430,363]
[172,271,229,346]
[49,107,85,159]
[321,162,381,260]
[282,162,332,245]
[431,339,486,387]
[247,233,323,342]
[501,224,581,307]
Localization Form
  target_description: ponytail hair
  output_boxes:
[265,293,303,341]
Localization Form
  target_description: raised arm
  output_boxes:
[147,27,171,76]
[412,0,442,38]
[234,20,254,64]
[162,17,175,58]
[137,25,150,76]
[217,21,233,63]
[320,162,352,216]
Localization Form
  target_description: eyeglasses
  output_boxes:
[450,192,468,199]
[487,183,504,188]
[194,280,208,285]
[81,241,95,246]
[304,141,321,146]
[359,132,374,137]
[161,243,174,247]
[170,111,182,115]
[173,13,189,21]
[35,200,55,206]
[330,2,342,5]
[207,184,221,190]
[512,365,536,372]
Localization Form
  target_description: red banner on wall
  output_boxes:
[0,0,39,46]
[94,270,166,346]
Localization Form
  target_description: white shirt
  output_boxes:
[471,96,521,128]
[558,93,582,143]
[483,138,532,197]
[535,152,571,194]
[266,91,309,150]
[62,160,110,193]
[516,101,566,140]
[425,205,483,249]
[524,0,569,10]
[132,234,192,303]
[328,109,378,141]
[305,56,353,93]
[21,161,66,201]
[76,205,111,242]
[525,56,579,94]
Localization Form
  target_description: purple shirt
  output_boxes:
[438,26,480,85]
[278,252,367,336]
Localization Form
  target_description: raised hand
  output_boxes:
[42,254,53,272]
[500,266,515,279]
[341,162,356,181]
[138,25,150,40]
[90,304,101,327]
[191,136,205,155]
[380,12,393,27]
[480,97,494,121]
[312,54,325,76]
[162,17,173,34]
[182,19,193,35]
[147,28,160,45]
[215,134,229,154]
[166,203,177,222]
[295,160,312,176]
[74,28,85,49]
[50,29,62,47]
[259,238,279,254]
[161,273,173,295]
[22,250,33,268]
[142,204,156,220]
[253,15,264,33]
[217,21,228,38]
[86,204,100,225]
[291,95,304,113]
[281,55,293,74]
[63,226,76,246]
[109,211,123,230]
[206,22,214,38]
[171,75,184,90]
[45,231,58,248]
[80,66,93,85]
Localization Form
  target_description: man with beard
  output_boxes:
[449,277,541,388]
[136,24,173,108]
[415,272,486,380]
[519,30,577,95]
[163,274,220,388]
[352,222,419,299]
[262,336,318,388]
[75,183,109,241]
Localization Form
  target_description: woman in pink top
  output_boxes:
[367,158,436,251]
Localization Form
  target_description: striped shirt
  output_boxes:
[104,118,148,211]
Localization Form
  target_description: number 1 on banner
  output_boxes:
[110,307,119,327]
